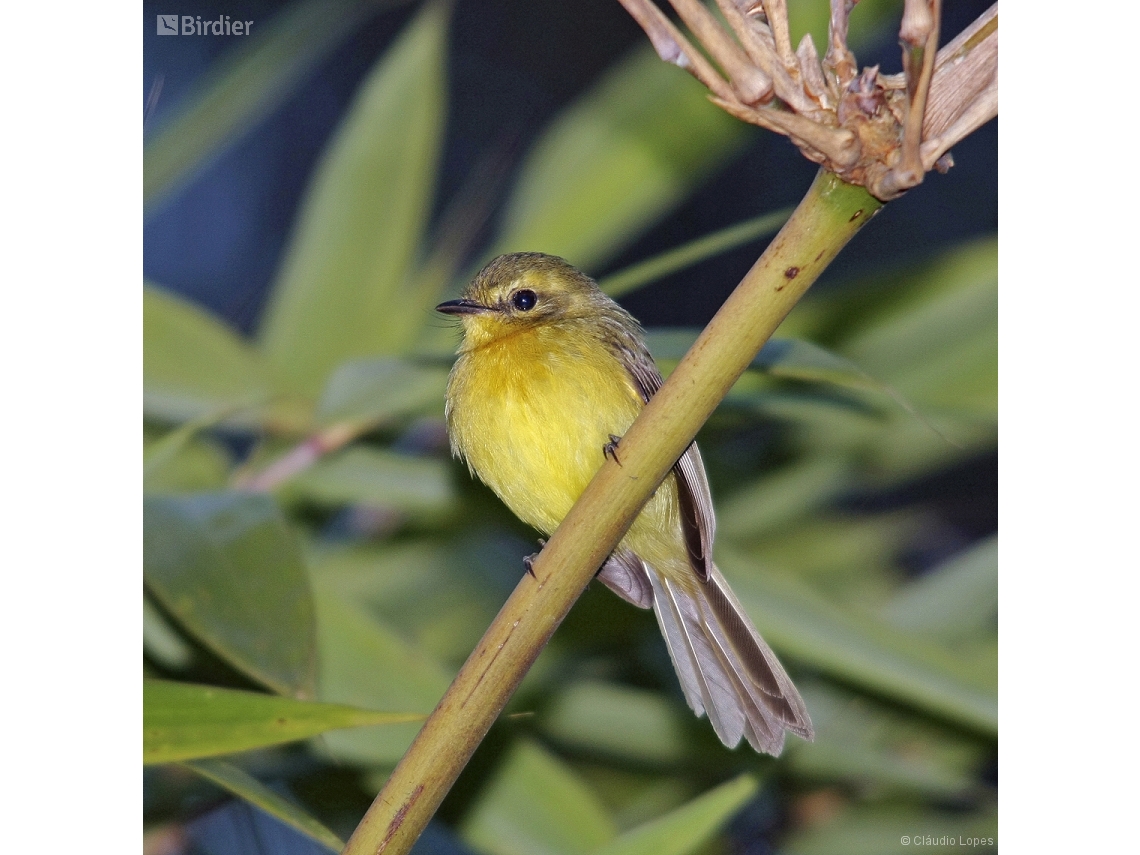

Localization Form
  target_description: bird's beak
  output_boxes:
[435,299,488,316]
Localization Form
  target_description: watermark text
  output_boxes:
[157,15,253,36]
[900,835,995,847]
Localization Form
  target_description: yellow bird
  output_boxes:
[437,252,812,754]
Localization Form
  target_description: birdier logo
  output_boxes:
[157,15,254,36]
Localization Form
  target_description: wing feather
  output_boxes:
[597,549,654,609]
[613,341,715,581]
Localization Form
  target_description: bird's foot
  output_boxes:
[523,539,547,578]
[603,434,623,466]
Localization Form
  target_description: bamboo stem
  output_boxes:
[341,169,882,855]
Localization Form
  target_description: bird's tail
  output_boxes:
[647,562,813,755]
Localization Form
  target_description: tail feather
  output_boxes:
[653,575,748,748]
[646,562,813,755]
[647,573,705,716]
[702,563,813,739]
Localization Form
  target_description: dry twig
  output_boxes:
[617,0,998,200]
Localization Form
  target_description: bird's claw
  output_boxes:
[523,539,547,578]
[603,434,623,466]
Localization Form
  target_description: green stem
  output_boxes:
[341,169,881,855]
[599,206,792,297]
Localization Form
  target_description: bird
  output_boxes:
[436,252,812,755]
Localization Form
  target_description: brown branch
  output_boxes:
[825,0,858,87]
[796,32,832,108]
[714,96,857,166]
[715,0,809,111]
[921,2,998,165]
[881,0,942,198]
[668,0,772,104]
[617,0,736,100]
[760,0,798,70]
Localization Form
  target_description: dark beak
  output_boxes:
[435,299,488,315]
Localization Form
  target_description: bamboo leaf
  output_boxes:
[313,589,451,765]
[781,804,997,855]
[460,739,617,855]
[648,331,925,420]
[490,47,749,271]
[315,358,448,427]
[883,536,998,643]
[589,774,757,855]
[839,239,997,376]
[144,0,397,209]
[309,540,503,663]
[143,597,194,671]
[143,285,289,427]
[718,456,853,542]
[280,446,456,518]
[258,2,449,395]
[786,681,987,799]
[145,679,423,764]
[541,680,687,765]
[143,423,232,493]
[599,209,791,298]
[181,758,344,852]
[144,492,318,698]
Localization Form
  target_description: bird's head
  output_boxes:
[436,253,614,350]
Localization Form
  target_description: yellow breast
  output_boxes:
[446,323,688,576]
[446,325,638,533]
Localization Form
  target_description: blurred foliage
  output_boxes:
[143,1,996,853]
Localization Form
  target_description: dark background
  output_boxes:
[143,0,996,333]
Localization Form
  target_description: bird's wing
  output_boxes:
[597,548,654,609]
[613,341,716,582]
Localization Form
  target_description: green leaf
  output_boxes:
[143,596,194,671]
[589,774,757,855]
[718,548,997,736]
[460,739,617,855]
[786,681,987,799]
[738,512,924,609]
[144,422,232,493]
[181,758,344,852]
[315,358,448,427]
[599,208,792,298]
[727,389,994,485]
[313,588,451,765]
[144,679,423,764]
[144,285,284,427]
[280,446,456,518]
[541,680,687,765]
[822,239,998,415]
[717,456,853,542]
[309,539,500,663]
[883,537,998,643]
[258,2,449,395]
[781,804,997,855]
[754,338,885,390]
[490,46,750,271]
[144,492,318,698]
[649,331,928,425]
[144,0,397,209]
[839,240,997,370]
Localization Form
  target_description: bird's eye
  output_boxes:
[511,289,537,311]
